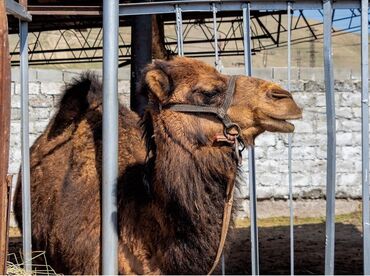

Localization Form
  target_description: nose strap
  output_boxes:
[164,75,238,131]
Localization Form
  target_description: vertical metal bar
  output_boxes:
[212,3,221,71]
[243,4,259,275]
[0,1,12,274]
[287,2,294,275]
[323,0,336,274]
[20,18,32,273]
[243,5,252,76]
[175,5,184,56]
[361,0,370,274]
[221,253,225,275]
[102,0,119,274]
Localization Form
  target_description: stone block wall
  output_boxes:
[7,66,366,224]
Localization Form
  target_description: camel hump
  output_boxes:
[49,72,102,137]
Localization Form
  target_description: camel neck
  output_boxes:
[146,126,238,274]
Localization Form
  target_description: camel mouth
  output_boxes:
[262,117,295,133]
[266,113,303,120]
[260,112,302,133]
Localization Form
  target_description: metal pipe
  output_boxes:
[243,4,259,275]
[323,0,336,274]
[5,0,32,21]
[243,4,252,76]
[20,19,32,273]
[287,2,294,275]
[221,253,225,275]
[212,3,221,71]
[118,0,361,16]
[361,0,370,273]
[102,0,119,274]
[175,5,184,56]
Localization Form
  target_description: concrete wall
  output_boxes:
[8,66,366,224]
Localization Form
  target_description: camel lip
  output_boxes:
[260,116,296,132]
[265,112,302,121]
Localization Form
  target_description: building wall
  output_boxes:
[8,66,364,224]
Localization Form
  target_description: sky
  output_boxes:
[299,9,369,33]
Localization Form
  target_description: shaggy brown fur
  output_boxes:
[14,57,302,274]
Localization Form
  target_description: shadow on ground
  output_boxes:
[222,222,362,275]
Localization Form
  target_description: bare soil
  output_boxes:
[8,200,364,275]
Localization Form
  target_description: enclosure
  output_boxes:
[1,0,370,274]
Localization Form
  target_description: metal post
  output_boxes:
[0,1,12,274]
[20,16,32,273]
[130,0,152,117]
[212,3,221,71]
[175,5,184,56]
[361,0,370,274]
[243,4,259,275]
[323,0,336,274]
[287,2,294,275]
[102,0,119,274]
[221,253,225,275]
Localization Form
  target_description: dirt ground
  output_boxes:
[8,199,364,275]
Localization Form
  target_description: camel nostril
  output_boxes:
[268,89,292,100]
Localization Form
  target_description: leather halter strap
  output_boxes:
[164,75,239,133]
[162,75,243,274]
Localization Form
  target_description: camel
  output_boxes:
[14,57,302,274]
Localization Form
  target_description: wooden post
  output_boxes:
[0,0,12,274]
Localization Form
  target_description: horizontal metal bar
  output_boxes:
[119,0,361,16]
[28,5,102,16]
[5,0,31,21]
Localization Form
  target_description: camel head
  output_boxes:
[143,57,302,147]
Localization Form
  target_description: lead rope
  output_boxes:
[208,174,236,275]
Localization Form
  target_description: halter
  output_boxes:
[163,75,245,165]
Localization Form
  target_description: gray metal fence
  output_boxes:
[8,0,370,274]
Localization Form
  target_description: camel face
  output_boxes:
[230,76,303,140]
[145,57,302,145]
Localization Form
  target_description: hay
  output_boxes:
[7,251,60,275]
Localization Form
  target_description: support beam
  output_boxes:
[119,0,360,16]
[130,0,152,116]
[5,0,32,21]
[102,0,119,274]
[0,1,11,274]
[27,5,101,16]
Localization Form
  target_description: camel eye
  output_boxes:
[204,89,220,98]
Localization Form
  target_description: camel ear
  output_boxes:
[145,68,170,102]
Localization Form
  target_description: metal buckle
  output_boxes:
[223,123,241,138]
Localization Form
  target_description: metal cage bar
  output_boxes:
[323,0,336,274]
[243,3,259,275]
[212,3,221,71]
[287,2,294,275]
[20,18,32,273]
[102,0,119,274]
[176,5,184,56]
[361,0,370,273]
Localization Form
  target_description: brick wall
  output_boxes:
[8,66,366,224]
